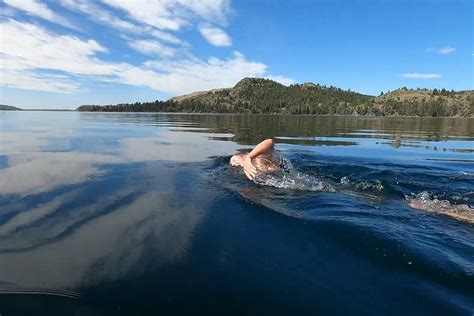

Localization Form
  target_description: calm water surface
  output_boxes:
[0,111,473,315]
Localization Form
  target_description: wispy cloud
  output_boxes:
[265,75,295,86]
[59,0,139,32]
[1,69,81,94]
[400,73,442,79]
[199,24,232,47]
[59,0,186,47]
[4,0,76,29]
[149,29,184,45]
[4,0,54,20]
[1,20,110,74]
[425,46,456,55]
[135,51,284,94]
[100,0,231,30]
[128,40,176,58]
[0,19,109,92]
[0,19,292,95]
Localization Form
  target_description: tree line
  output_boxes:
[77,78,473,117]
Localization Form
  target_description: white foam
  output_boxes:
[340,176,384,192]
[255,171,335,192]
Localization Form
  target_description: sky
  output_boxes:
[0,0,472,109]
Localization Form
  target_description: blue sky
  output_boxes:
[0,0,472,109]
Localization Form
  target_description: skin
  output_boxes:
[230,139,277,180]
[408,199,473,224]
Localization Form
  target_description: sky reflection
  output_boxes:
[0,157,218,289]
[0,112,236,291]
[0,120,238,196]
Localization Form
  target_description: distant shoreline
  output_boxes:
[76,78,474,118]
[0,109,73,111]
[68,110,474,118]
[2,109,472,119]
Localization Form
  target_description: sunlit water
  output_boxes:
[0,111,473,315]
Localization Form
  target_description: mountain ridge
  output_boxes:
[77,77,473,117]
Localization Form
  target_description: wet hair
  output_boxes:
[229,152,245,166]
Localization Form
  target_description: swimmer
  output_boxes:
[408,195,474,223]
[229,138,279,180]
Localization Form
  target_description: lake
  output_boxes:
[0,111,473,315]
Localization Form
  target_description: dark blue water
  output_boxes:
[0,111,473,315]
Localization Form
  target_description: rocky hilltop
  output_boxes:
[166,77,372,114]
[77,78,473,117]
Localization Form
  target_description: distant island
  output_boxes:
[0,104,22,111]
[77,78,474,117]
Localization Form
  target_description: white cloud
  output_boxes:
[59,0,139,32]
[148,29,184,45]
[265,75,295,86]
[177,0,231,24]
[4,0,54,20]
[438,47,456,54]
[0,69,81,93]
[100,0,230,31]
[87,51,279,95]
[425,46,456,55]
[0,19,113,92]
[1,19,292,96]
[400,73,442,79]
[1,19,112,75]
[60,0,228,47]
[128,40,176,57]
[199,24,232,47]
[59,0,186,46]
[141,51,272,94]
[100,0,184,30]
[4,0,76,29]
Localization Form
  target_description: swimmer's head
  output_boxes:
[229,153,245,167]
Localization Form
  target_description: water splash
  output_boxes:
[254,156,335,192]
[340,176,384,192]
[407,191,474,224]
[255,171,335,192]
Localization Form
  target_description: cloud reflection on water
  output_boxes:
[0,152,122,195]
[120,131,237,162]
[0,116,237,291]
[0,128,238,196]
[0,190,81,236]
[0,187,205,289]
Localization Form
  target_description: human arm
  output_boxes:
[247,139,274,159]
[242,139,274,180]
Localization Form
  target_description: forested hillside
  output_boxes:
[77,78,474,117]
